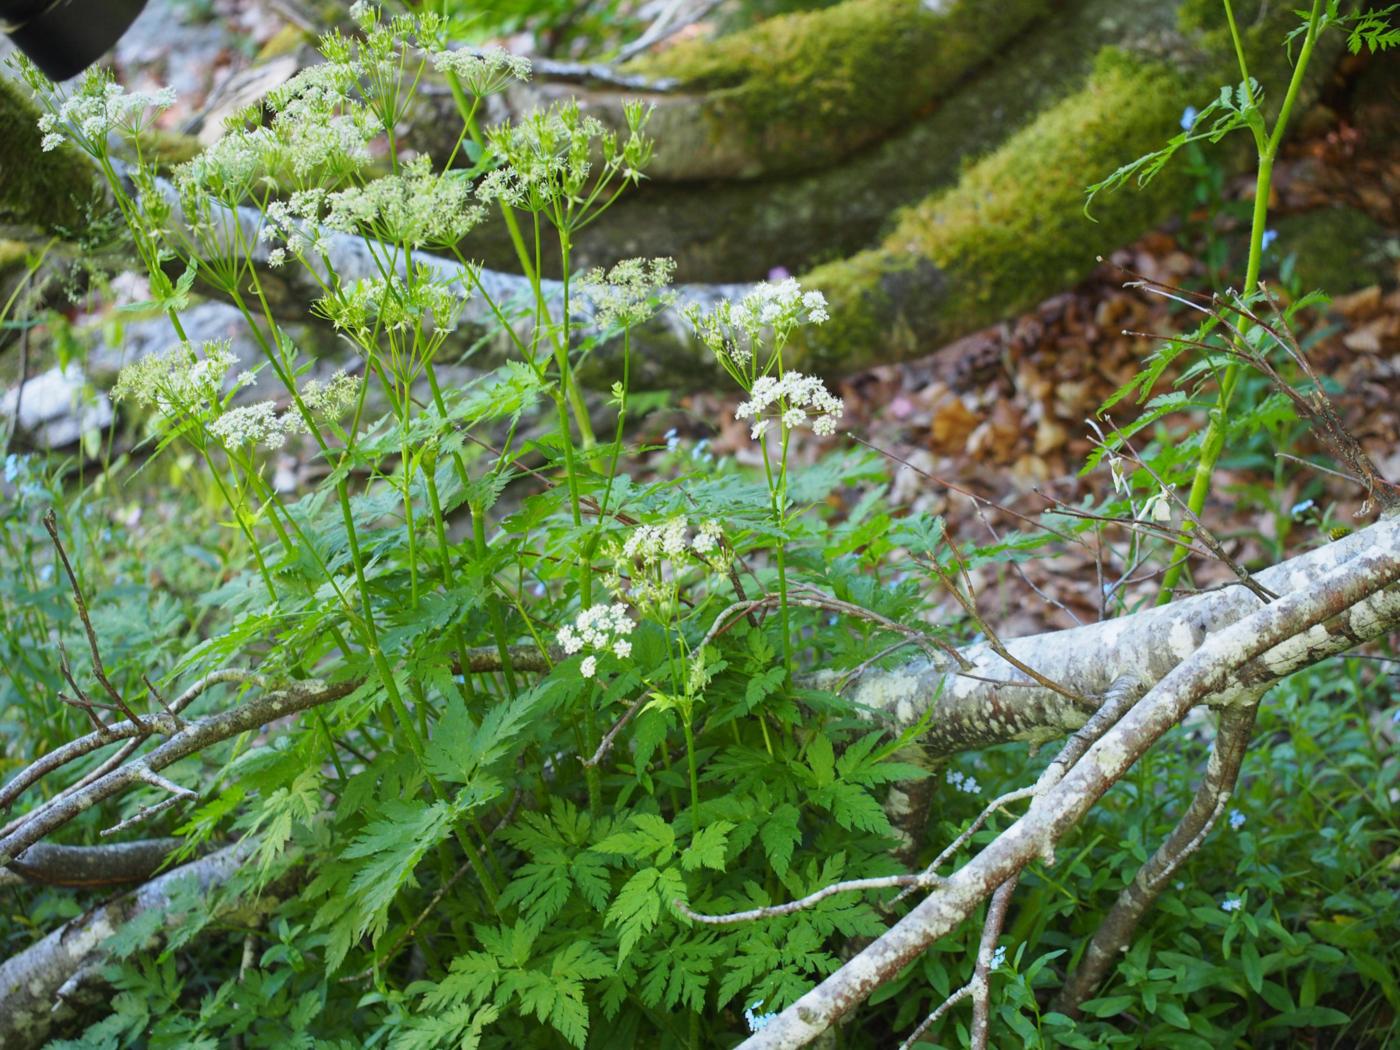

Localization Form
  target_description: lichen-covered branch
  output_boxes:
[837,519,1400,756]
[738,521,1400,1048]
[0,678,357,867]
[1053,695,1262,1014]
[0,843,256,1049]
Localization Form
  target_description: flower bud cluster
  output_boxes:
[578,258,677,330]
[300,371,360,417]
[111,341,237,417]
[321,156,485,249]
[481,99,652,218]
[314,265,470,336]
[602,517,730,613]
[685,278,828,372]
[557,603,635,678]
[427,45,533,97]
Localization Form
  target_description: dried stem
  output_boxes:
[582,693,647,768]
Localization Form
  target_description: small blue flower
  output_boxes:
[665,427,680,454]
[1221,897,1243,913]
[745,1001,776,1032]
[1229,809,1245,830]
[1180,105,1199,131]
[1291,498,1315,519]
[990,945,1007,968]
[1261,229,1278,251]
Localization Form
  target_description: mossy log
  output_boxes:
[0,75,107,238]
[616,0,1056,179]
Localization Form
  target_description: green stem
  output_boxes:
[1156,0,1322,604]
[682,713,700,838]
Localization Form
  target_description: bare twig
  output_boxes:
[676,872,944,926]
[614,0,728,62]
[699,587,969,671]
[0,677,357,866]
[1090,423,1278,604]
[100,794,186,837]
[582,693,647,768]
[43,510,145,727]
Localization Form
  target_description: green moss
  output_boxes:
[629,0,1053,173]
[797,50,1196,371]
[1272,206,1398,294]
[0,239,29,273]
[0,73,104,236]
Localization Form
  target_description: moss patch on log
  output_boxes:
[628,0,1054,176]
[796,50,1196,372]
[0,74,105,237]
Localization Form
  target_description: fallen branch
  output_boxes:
[1054,695,1263,1014]
[0,842,258,1050]
[737,522,1400,1047]
[0,837,182,889]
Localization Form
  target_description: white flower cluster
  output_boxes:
[264,62,374,181]
[177,61,370,202]
[322,157,485,248]
[427,45,532,97]
[111,341,236,416]
[36,73,176,154]
[685,278,828,371]
[260,189,330,262]
[945,768,981,796]
[208,400,305,450]
[578,258,676,330]
[603,517,729,612]
[301,371,360,417]
[557,603,635,678]
[734,372,844,440]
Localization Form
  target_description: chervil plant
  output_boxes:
[3,1,1397,1048]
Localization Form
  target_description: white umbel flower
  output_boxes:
[734,372,844,439]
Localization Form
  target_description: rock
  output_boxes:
[0,364,112,448]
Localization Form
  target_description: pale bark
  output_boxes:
[0,843,250,1050]
[738,517,1400,1048]
[833,520,1400,755]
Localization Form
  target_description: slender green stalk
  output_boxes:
[1156,0,1323,604]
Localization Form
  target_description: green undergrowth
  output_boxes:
[888,658,1400,1049]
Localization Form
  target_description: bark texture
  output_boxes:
[739,516,1400,1047]
[0,843,249,1050]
